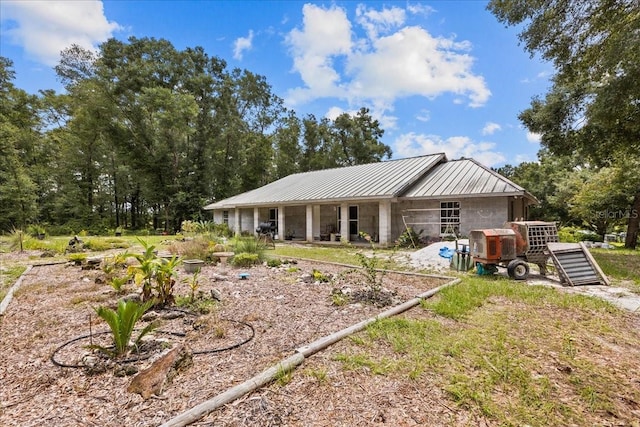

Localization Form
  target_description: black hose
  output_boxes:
[50,319,255,369]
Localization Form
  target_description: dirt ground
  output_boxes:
[0,253,448,427]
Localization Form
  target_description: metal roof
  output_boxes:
[204,154,445,209]
[402,158,535,200]
[203,155,537,210]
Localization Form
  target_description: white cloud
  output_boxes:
[482,122,502,135]
[355,4,406,40]
[394,133,506,167]
[526,131,541,143]
[284,4,490,111]
[416,109,430,122]
[325,106,345,121]
[406,4,436,17]
[233,30,254,60]
[1,0,120,66]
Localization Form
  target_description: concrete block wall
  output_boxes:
[283,205,306,238]
[239,209,254,234]
[358,203,379,238]
[392,197,510,241]
[459,197,508,236]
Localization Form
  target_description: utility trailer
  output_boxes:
[470,221,559,280]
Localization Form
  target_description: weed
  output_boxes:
[183,271,201,302]
[267,258,282,267]
[312,269,330,282]
[175,293,218,314]
[333,352,396,375]
[67,253,87,265]
[275,364,294,386]
[108,277,129,294]
[305,367,328,383]
[331,291,349,306]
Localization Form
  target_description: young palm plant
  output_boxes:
[130,240,161,302]
[154,256,181,306]
[92,299,157,358]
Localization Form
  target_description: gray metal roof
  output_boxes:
[204,155,537,210]
[204,154,445,209]
[402,158,535,200]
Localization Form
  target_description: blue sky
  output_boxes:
[0,1,552,167]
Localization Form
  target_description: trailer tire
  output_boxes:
[507,259,529,280]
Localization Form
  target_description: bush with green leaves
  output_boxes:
[558,226,603,243]
[26,224,46,238]
[92,299,157,358]
[231,253,259,267]
[395,227,424,248]
[9,228,28,252]
[267,258,283,267]
[129,239,181,306]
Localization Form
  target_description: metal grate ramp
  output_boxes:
[546,242,610,286]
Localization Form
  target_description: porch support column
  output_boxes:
[312,205,321,240]
[253,208,259,236]
[277,206,285,241]
[340,202,349,242]
[234,209,241,236]
[379,200,392,247]
[306,205,313,242]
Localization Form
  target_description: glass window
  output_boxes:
[440,201,460,235]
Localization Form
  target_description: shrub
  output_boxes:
[9,228,29,252]
[231,253,259,267]
[67,253,87,265]
[92,300,157,357]
[396,227,424,248]
[232,236,266,262]
[267,258,283,267]
[171,237,210,260]
[558,226,603,243]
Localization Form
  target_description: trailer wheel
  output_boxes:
[507,259,529,280]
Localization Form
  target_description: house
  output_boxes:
[203,153,537,246]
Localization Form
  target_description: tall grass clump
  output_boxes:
[230,236,265,266]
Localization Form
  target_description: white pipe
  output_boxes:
[159,278,460,427]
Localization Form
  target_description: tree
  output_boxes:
[495,150,585,225]
[300,108,391,171]
[488,0,640,248]
[0,58,39,231]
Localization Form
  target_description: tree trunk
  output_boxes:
[624,188,640,249]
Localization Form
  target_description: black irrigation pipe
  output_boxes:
[50,319,255,369]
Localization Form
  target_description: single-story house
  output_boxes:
[203,153,537,246]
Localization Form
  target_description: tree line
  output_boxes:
[0,37,391,234]
[2,0,639,249]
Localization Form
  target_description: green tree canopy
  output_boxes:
[488,0,640,248]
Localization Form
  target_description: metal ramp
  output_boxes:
[546,242,610,286]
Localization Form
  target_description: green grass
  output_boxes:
[0,265,27,301]
[273,244,403,270]
[331,276,638,426]
[591,247,640,291]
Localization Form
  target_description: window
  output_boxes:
[440,201,460,235]
[222,210,229,225]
